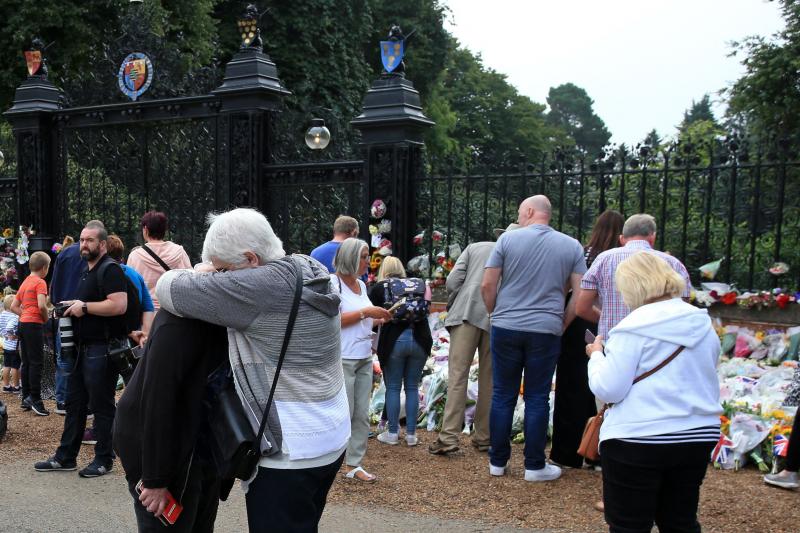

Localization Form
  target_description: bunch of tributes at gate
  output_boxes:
[407,229,461,287]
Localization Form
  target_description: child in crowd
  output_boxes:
[11,251,51,415]
[1,294,21,393]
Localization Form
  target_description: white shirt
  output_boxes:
[337,278,374,360]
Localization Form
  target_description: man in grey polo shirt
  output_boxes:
[481,195,586,482]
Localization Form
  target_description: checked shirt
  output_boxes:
[580,240,692,339]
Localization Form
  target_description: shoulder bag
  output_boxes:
[207,256,303,482]
[577,345,685,461]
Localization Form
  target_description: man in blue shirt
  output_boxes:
[50,238,87,414]
[310,216,359,273]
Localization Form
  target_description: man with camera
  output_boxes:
[34,220,128,478]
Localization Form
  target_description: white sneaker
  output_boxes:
[377,431,398,445]
[524,463,562,482]
[489,462,508,476]
[406,434,418,446]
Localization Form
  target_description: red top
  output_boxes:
[16,275,48,324]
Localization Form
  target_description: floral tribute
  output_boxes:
[0,226,34,289]
[406,229,462,287]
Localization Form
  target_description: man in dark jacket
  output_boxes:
[113,310,228,532]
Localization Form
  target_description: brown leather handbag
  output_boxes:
[577,345,685,461]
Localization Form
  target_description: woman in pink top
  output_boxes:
[126,211,191,309]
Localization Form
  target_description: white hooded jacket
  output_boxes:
[588,297,721,443]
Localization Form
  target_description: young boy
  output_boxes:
[1,294,21,393]
[11,251,51,415]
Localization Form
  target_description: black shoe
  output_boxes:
[31,401,50,416]
[20,396,32,411]
[79,461,112,478]
[34,457,77,472]
[55,402,66,415]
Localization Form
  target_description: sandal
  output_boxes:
[344,466,377,483]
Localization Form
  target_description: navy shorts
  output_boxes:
[2,349,20,369]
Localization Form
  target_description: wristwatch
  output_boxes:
[82,303,88,315]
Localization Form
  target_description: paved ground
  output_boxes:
[0,460,544,533]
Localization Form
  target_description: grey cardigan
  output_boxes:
[156,254,350,469]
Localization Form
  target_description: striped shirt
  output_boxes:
[0,310,19,351]
[620,424,720,445]
[580,240,692,339]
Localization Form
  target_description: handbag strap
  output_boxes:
[249,256,304,456]
[141,244,171,272]
[632,345,685,384]
[601,345,685,413]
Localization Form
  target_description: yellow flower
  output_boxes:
[755,331,765,342]
[2,228,12,238]
[772,410,786,420]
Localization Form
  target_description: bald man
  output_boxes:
[480,195,586,483]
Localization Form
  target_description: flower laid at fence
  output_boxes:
[0,226,33,289]
[711,317,800,472]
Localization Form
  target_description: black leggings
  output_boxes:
[787,411,800,472]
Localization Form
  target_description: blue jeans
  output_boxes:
[384,328,427,435]
[55,343,118,466]
[489,326,561,471]
[54,332,72,404]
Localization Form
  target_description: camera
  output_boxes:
[53,303,75,367]
[107,337,136,384]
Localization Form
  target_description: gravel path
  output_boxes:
[0,459,539,533]
[2,395,798,532]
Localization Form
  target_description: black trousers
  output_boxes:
[245,453,344,533]
[55,344,118,466]
[787,410,800,472]
[550,317,597,468]
[600,439,714,533]
[128,458,220,533]
[18,322,44,403]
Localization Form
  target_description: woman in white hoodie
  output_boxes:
[586,252,721,533]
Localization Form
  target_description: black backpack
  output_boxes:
[381,278,430,323]
[97,258,143,334]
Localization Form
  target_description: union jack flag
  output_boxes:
[773,434,789,457]
[711,434,734,465]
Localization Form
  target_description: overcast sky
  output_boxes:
[444,0,786,145]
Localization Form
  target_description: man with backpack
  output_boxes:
[34,220,128,478]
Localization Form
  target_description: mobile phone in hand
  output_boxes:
[584,329,596,344]
[135,481,183,526]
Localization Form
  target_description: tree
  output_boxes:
[680,94,716,129]
[725,0,800,138]
[545,83,611,157]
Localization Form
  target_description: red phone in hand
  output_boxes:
[135,480,183,526]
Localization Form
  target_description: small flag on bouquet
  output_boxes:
[773,434,789,457]
[711,434,733,465]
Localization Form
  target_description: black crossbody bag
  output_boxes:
[207,257,303,482]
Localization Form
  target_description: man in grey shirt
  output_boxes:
[481,195,586,483]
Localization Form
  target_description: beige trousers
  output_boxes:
[437,323,492,447]
[342,357,373,467]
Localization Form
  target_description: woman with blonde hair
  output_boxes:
[369,256,432,447]
[585,252,721,532]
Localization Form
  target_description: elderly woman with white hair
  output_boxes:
[585,252,721,533]
[333,238,391,482]
[155,208,350,531]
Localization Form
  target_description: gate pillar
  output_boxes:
[351,55,433,265]
[213,10,290,210]
[3,40,61,249]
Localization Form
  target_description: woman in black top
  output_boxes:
[369,257,433,447]
[550,210,624,468]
